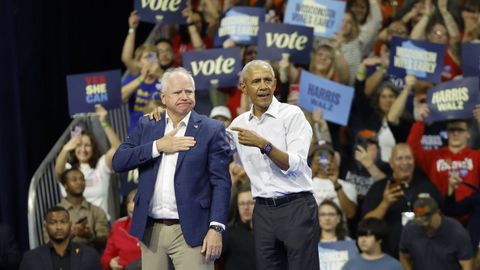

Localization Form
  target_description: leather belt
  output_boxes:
[255,192,310,207]
[149,218,180,226]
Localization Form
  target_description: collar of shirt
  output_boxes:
[48,241,72,255]
[248,97,280,121]
[165,111,192,129]
[58,198,90,211]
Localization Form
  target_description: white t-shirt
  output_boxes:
[312,177,358,207]
[61,155,112,220]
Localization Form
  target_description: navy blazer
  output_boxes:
[112,111,231,247]
[19,242,102,270]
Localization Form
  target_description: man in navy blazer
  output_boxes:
[112,67,231,270]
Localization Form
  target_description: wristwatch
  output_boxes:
[260,142,273,156]
[209,225,225,234]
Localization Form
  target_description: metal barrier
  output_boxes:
[27,105,130,249]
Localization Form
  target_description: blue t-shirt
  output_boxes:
[121,74,162,132]
[318,240,359,270]
[342,254,403,270]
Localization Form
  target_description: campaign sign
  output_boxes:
[134,0,187,24]
[426,77,479,122]
[67,70,122,116]
[299,70,354,126]
[318,240,359,270]
[182,47,242,90]
[257,23,313,66]
[283,0,345,38]
[461,43,480,77]
[215,7,265,46]
[388,37,446,83]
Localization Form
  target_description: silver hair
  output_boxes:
[239,60,275,83]
[161,67,195,92]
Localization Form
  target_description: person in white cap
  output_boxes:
[210,106,232,128]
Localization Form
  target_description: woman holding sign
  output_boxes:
[351,58,415,163]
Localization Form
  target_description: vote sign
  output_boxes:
[215,7,265,46]
[182,47,242,90]
[134,0,187,24]
[257,23,313,66]
[67,70,122,116]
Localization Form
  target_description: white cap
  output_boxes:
[209,106,232,120]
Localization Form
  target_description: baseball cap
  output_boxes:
[209,106,232,120]
[412,194,438,225]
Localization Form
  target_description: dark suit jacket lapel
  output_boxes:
[40,245,54,270]
[176,111,201,171]
[152,112,167,174]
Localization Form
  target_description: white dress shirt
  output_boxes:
[229,97,313,198]
[149,112,191,219]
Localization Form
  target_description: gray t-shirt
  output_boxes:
[399,216,474,270]
[342,254,402,270]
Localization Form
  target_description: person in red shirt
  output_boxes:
[407,105,480,203]
[101,189,141,270]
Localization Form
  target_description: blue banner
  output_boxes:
[318,240,359,270]
[215,7,265,46]
[461,43,480,78]
[283,0,345,38]
[388,37,446,83]
[426,77,479,122]
[298,70,354,126]
[67,70,122,116]
[134,0,187,24]
[182,47,242,90]
[257,23,313,66]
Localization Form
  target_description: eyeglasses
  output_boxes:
[319,212,339,218]
[238,201,255,207]
[431,30,448,37]
[446,127,467,133]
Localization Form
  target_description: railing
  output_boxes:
[27,105,129,249]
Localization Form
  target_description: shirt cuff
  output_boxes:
[209,221,225,230]
[152,141,161,158]
[280,153,300,176]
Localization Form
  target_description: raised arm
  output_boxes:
[55,136,81,177]
[121,11,141,74]
[95,105,122,170]
[410,0,434,40]
[387,74,415,125]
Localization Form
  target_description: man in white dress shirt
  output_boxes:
[230,60,320,270]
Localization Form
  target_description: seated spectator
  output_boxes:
[221,183,256,270]
[55,105,121,221]
[210,106,232,128]
[45,168,109,250]
[362,143,442,258]
[345,130,390,201]
[318,200,358,270]
[20,206,102,270]
[399,194,474,270]
[101,189,141,270]
[444,174,480,253]
[0,224,20,270]
[309,143,358,219]
[407,107,480,202]
[343,218,402,270]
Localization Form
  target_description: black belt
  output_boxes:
[148,217,180,226]
[256,192,310,207]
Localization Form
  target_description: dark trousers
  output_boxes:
[253,193,320,270]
